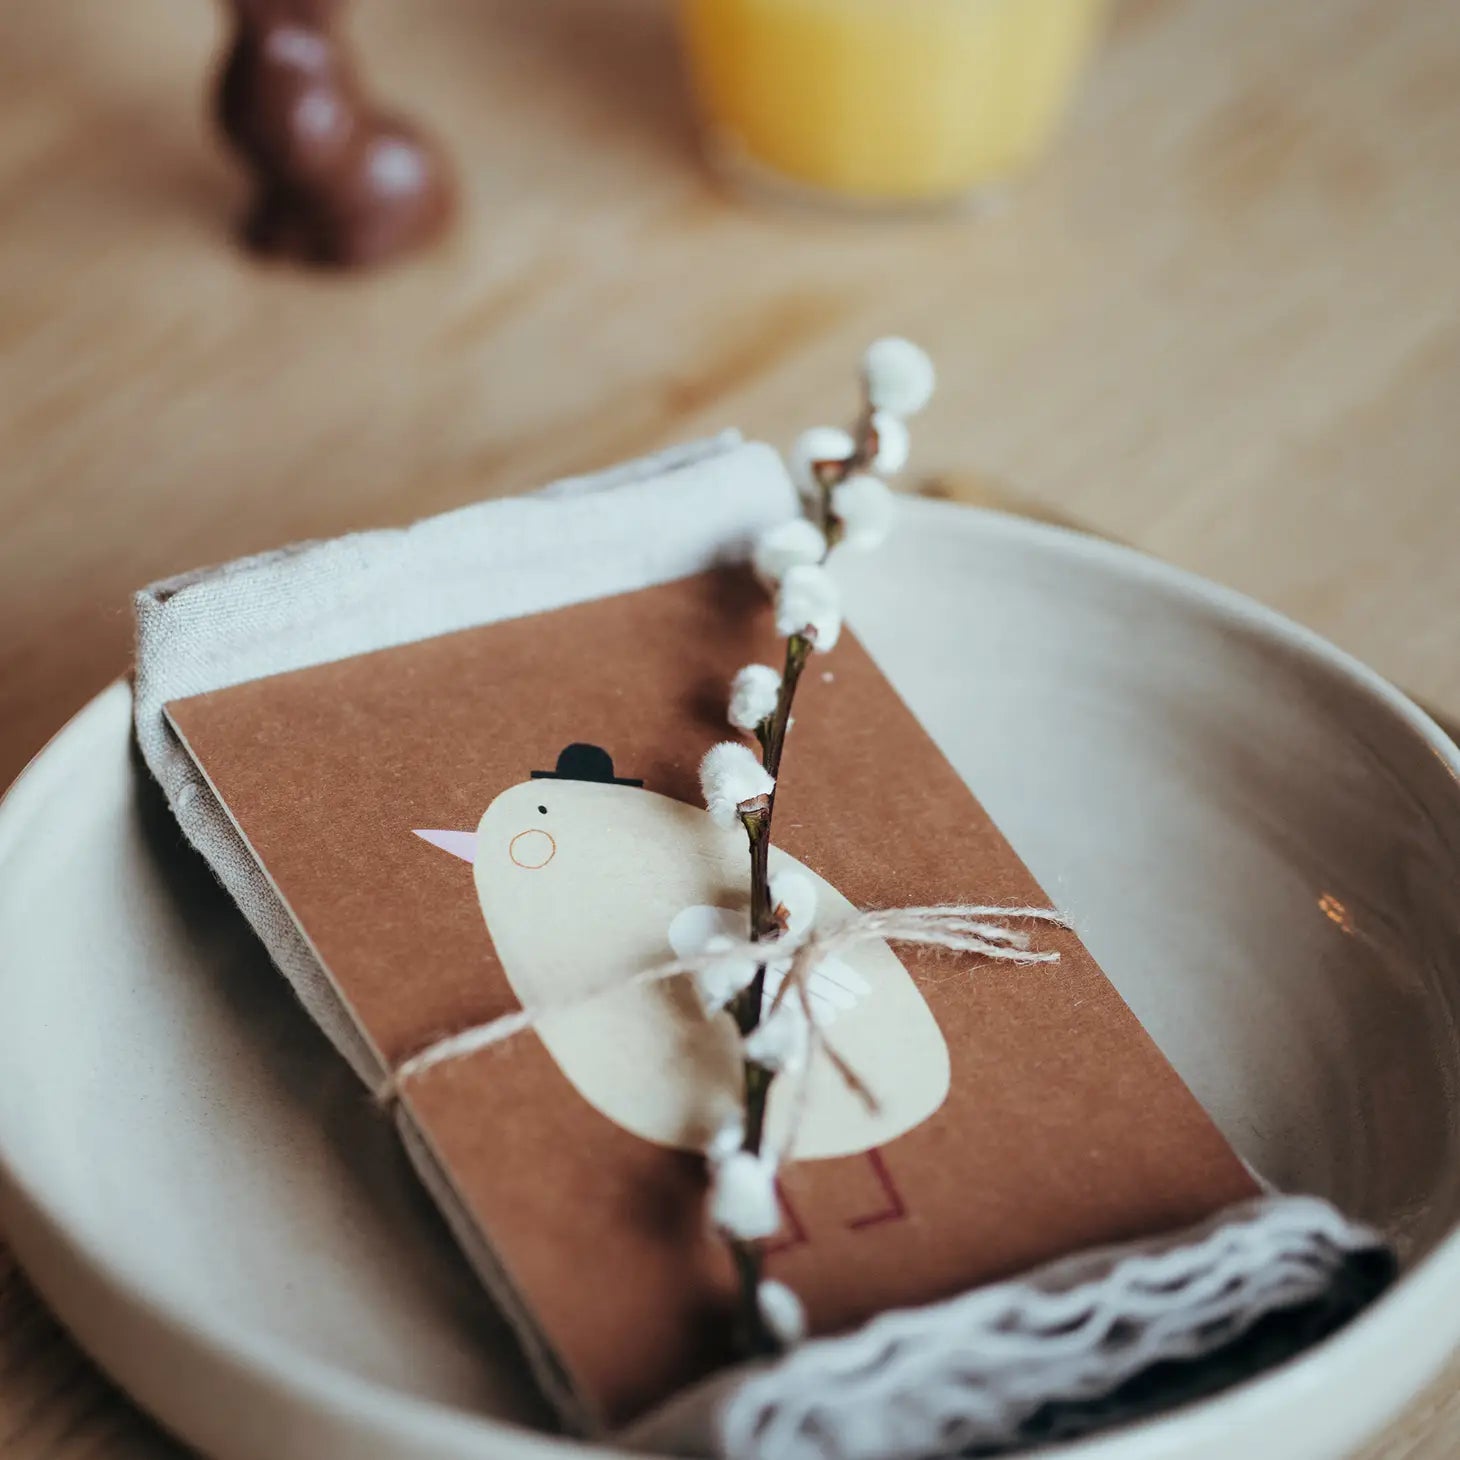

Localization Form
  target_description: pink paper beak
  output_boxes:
[413,828,477,864]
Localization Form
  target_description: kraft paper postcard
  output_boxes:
[166,567,1256,1427]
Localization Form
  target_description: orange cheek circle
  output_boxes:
[509,829,557,869]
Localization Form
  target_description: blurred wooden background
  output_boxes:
[1,0,1458,1454]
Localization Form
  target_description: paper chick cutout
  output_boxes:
[416,744,950,1160]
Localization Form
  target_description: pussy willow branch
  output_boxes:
[728,795,779,1355]
[812,402,877,549]
[736,797,776,1160]
[731,632,809,1161]
[727,638,812,1152]
[723,403,881,1353]
[765,633,813,778]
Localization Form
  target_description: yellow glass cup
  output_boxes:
[679,0,1106,208]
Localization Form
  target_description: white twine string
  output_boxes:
[377,904,1069,1109]
[767,904,1069,1159]
[378,956,700,1104]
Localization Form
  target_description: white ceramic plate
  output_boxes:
[4,500,1460,1460]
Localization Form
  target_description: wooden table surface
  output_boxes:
[2,0,1458,1454]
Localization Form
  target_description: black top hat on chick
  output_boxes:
[531,743,643,787]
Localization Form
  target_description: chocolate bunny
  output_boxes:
[215,0,454,267]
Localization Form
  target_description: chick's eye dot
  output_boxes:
[537,805,548,815]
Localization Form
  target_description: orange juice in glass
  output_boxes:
[679,0,1106,208]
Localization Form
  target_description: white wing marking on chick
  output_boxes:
[667,905,871,1028]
